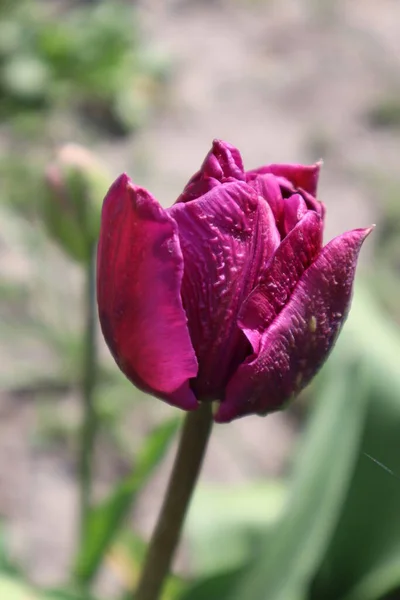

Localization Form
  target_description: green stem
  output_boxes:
[79,247,98,540]
[135,402,213,600]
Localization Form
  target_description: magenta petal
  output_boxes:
[176,139,245,203]
[175,177,221,204]
[246,162,321,197]
[200,139,244,180]
[97,174,198,410]
[216,227,372,422]
[300,189,326,220]
[169,181,280,400]
[283,193,308,234]
[238,211,323,353]
[247,173,284,229]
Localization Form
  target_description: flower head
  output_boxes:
[97,140,371,422]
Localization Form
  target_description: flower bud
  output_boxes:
[44,144,109,263]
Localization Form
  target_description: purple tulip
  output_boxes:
[97,140,371,422]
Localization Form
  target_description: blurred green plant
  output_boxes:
[43,144,109,263]
[365,95,400,130]
[0,0,167,136]
[75,418,179,586]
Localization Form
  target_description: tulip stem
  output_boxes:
[135,401,213,600]
[79,247,98,540]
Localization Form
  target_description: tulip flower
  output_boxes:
[97,140,371,422]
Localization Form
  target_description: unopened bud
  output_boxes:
[44,144,109,263]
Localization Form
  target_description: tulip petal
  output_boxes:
[175,177,221,204]
[169,181,280,400]
[97,174,198,410]
[247,173,284,231]
[246,162,321,197]
[283,193,309,234]
[216,227,372,422]
[176,139,244,203]
[239,211,323,353]
[298,188,326,220]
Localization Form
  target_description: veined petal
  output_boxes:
[169,181,280,400]
[299,188,326,220]
[216,226,372,422]
[246,161,321,197]
[203,139,244,180]
[238,212,323,353]
[176,139,245,203]
[97,174,198,410]
[175,177,221,204]
[283,193,309,234]
[247,173,284,231]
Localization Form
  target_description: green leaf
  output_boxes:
[310,283,400,600]
[0,576,94,600]
[108,530,184,599]
[74,418,179,584]
[340,555,400,600]
[44,588,96,600]
[186,481,286,574]
[179,565,249,600]
[0,522,21,576]
[227,343,369,600]
[0,575,41,600]
[0,576,96,600]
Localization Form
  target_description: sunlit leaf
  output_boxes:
[310,283,400,600]
[74,418,179,584]
[186,481,286,574]
[0,522,21,576]
[105,530,184,599]
[178,565,248,600]
[44,588,96,600]
[0,575,40,600]
[227,338,369,600]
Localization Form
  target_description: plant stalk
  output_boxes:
[135,401,213,600]
[79,247,98,540]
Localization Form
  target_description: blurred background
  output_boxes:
[0,1,400,599]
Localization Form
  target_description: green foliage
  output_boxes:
[0,575,42,600]
[226,345,368,600]
[179,566,248,600]
[0,155,44,216]
[43,145,110,263]
[0,571,97,600]
[186,481,285,574]
[74,418,180,585]
[44,588,96,600]
[0,0,166,135]
[365,96,400,130]
[310,284,400,600]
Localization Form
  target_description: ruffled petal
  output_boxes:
[176,139,245,203]
[97,174,198,410]
[216,226,372,422]
[175,177,221,204]
[169,181,280,400]
[299,188,326,220]
[246,161,321,197]
[247,173,284,231]
[238,211,323,353]
[283,193,308,235]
